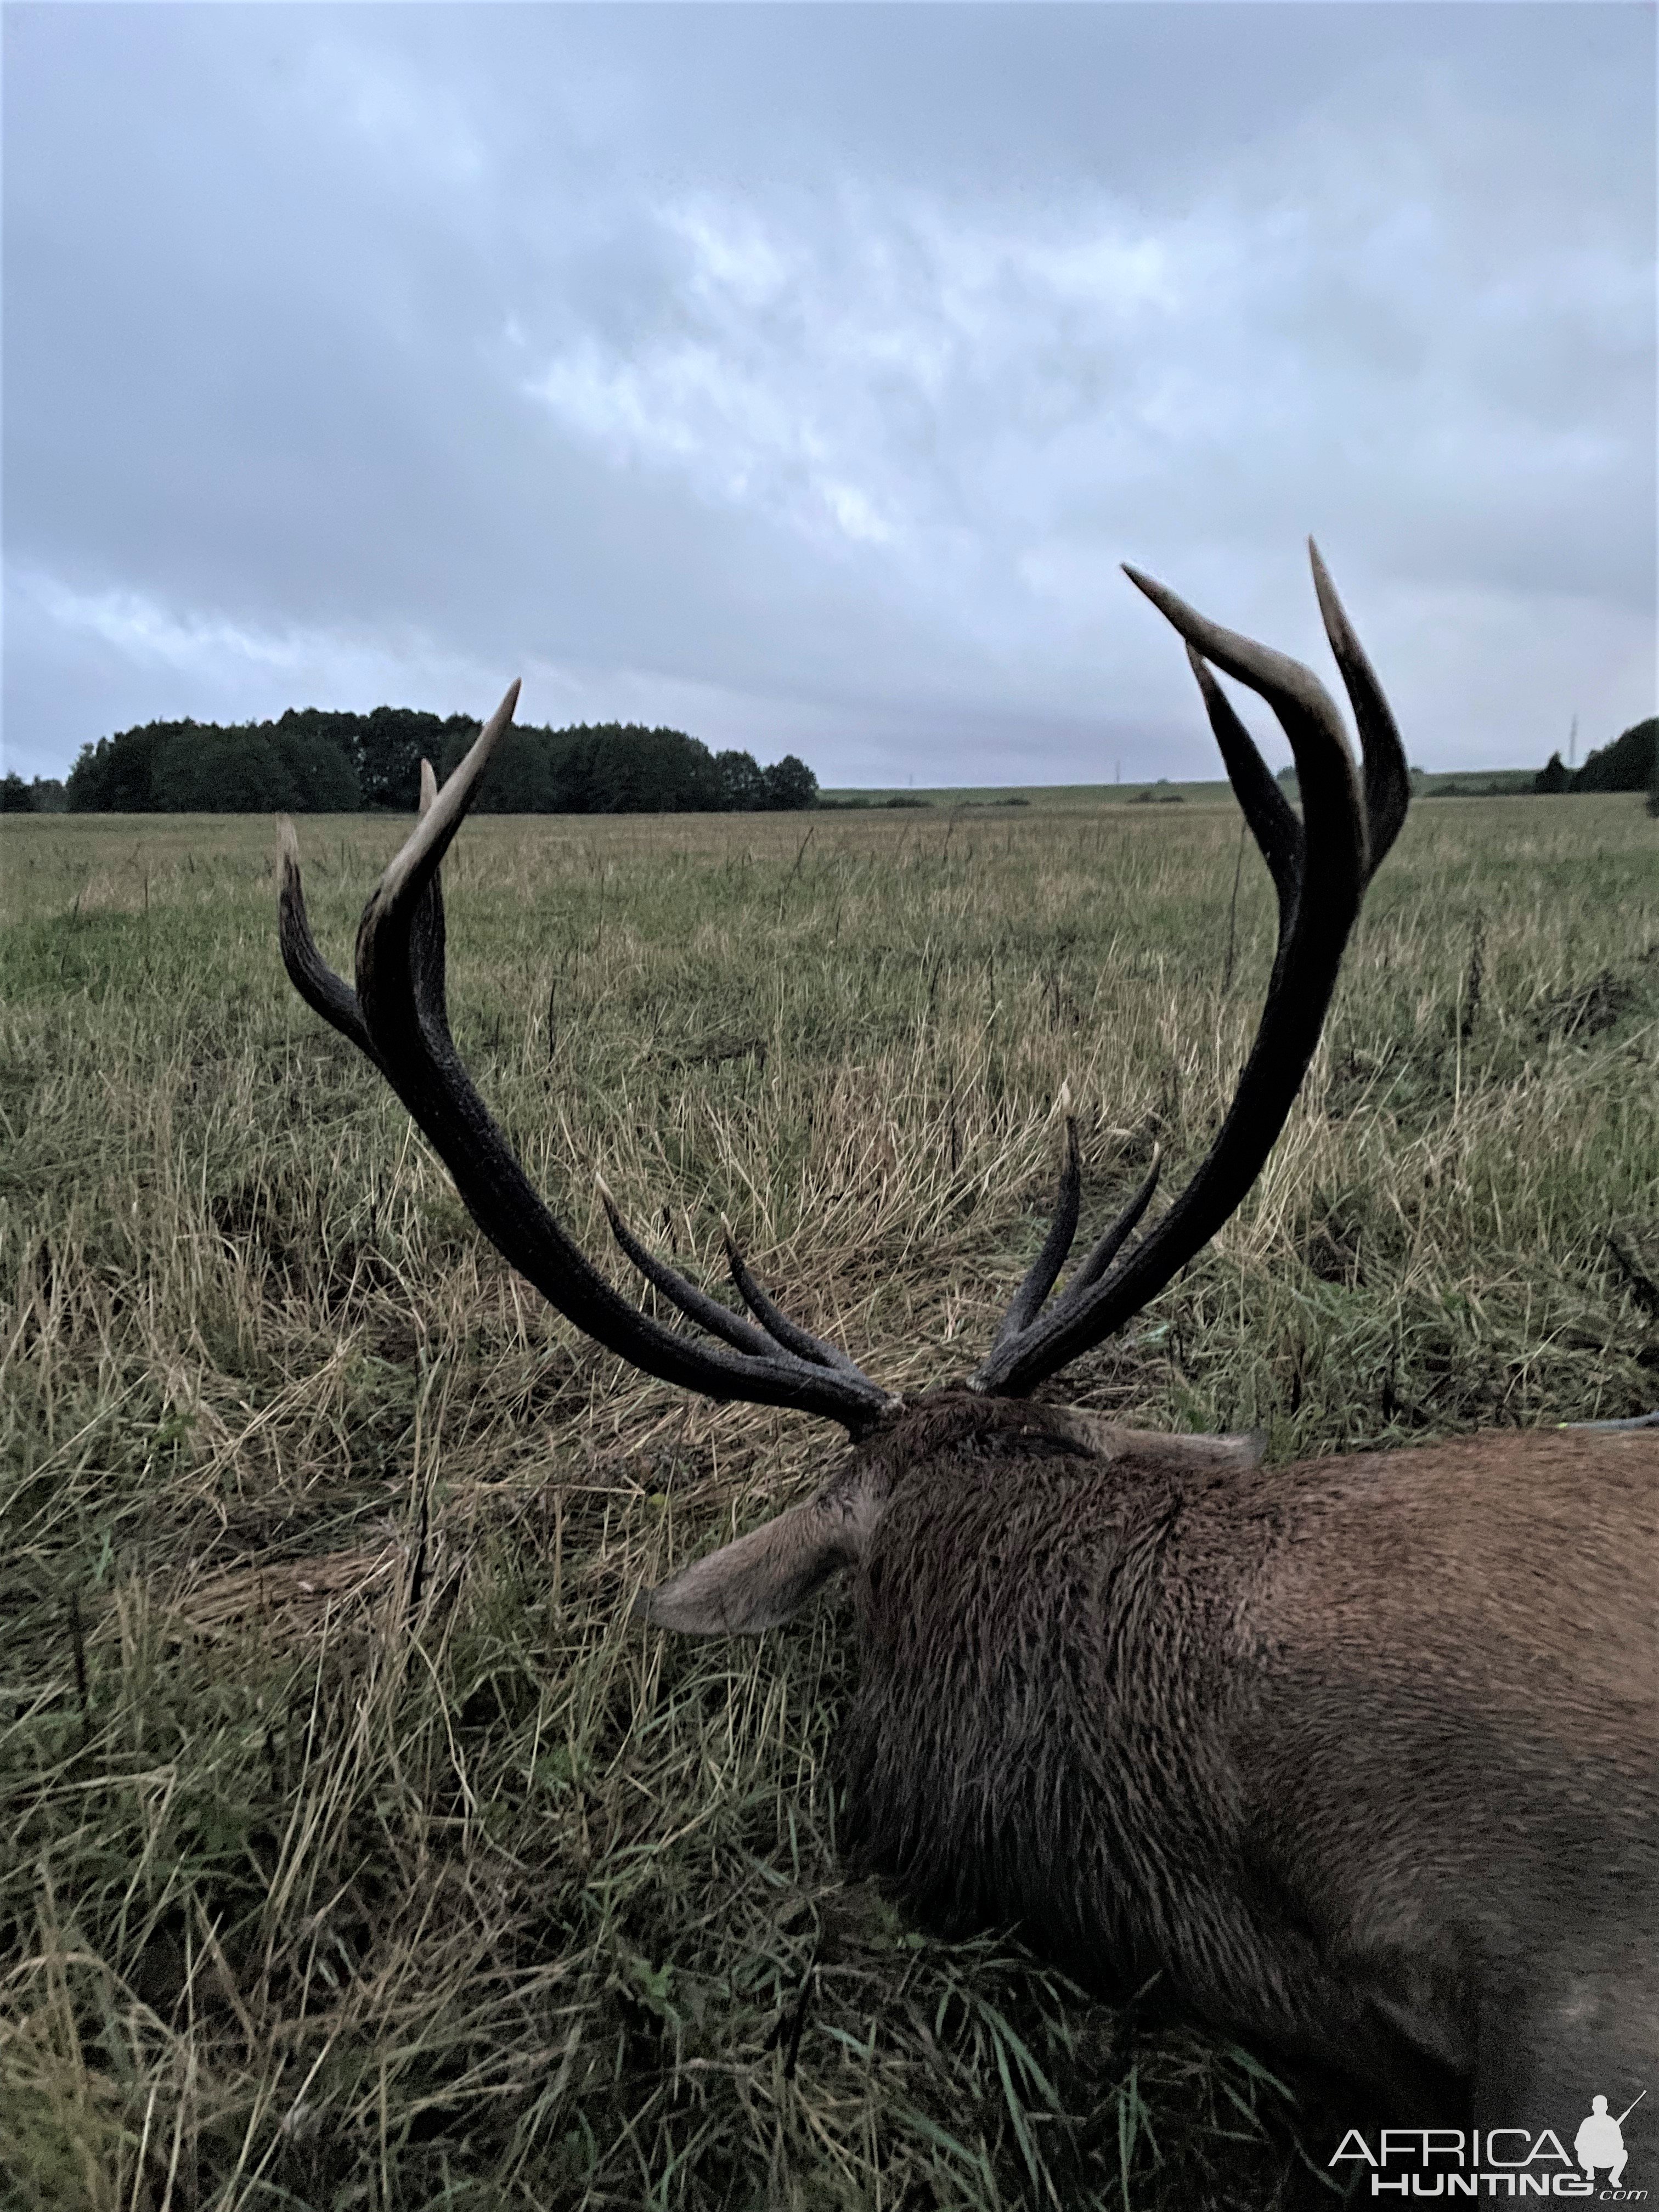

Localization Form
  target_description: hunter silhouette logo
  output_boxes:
[1577,2094,1644,2191]
[1330,2090,1647,2197]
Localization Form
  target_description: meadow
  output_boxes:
[2,788,1655,2210]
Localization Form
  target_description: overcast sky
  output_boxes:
[5,3,1654,788]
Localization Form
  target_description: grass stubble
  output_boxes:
[1,792,1655,2210]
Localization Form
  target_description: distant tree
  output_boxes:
[759,754,819,810]
[581,726,714,813]
[714,749,767,811]
[1533,752,1570,794]
[274,707,376,808]
[349,706,471,810]
[436,720,717,813]
[273,726,360,811]
[154,726,295,811]
[68,714,359,812]
[546,729,602,812]
[144,722,359,811]
[465,724,554,812]
[67,720,170,809]
[1570,716,1656,795]
[0,773,35,812]
[30,777,68,812]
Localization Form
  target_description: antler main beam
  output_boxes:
[972,541,1408,1398]
[279,696,898,1435]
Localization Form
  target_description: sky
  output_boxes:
[4,3,1655,789]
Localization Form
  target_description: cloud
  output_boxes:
[4,4,1652,786]
[3,566,505,774]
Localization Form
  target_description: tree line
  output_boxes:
[1533,716,1656,803]
[57,706,819,814]
[0,775,67,814]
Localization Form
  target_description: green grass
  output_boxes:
[2,791,1656,2210]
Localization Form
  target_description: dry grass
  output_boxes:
[2,790,1656,2210]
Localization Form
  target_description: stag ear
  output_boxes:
[635,1482,878,1637]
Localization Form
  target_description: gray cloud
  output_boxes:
[4,3,1653,786]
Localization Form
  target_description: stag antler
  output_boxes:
[972,539,1408,1397]
[278,695,898,1435]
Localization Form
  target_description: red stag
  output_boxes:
[279,544,1656,2130]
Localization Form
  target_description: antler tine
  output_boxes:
[595,1176,780,1361]
[283,682,896,1435]
[984,1133,1160,1362]
[721,1221,867,1377]
[1121,564,1366,880]
[1308,540,1410,881]
[1184,648,1302,935]
[278,746,455,1069]
[596,1172,859,1376]
[277,817,384,1070]
[1044,1144,1162,1319]
[359,683,521,951]
[408,755,449,1059]
[970,557,1387,1398]
[989,1118,1081,1355]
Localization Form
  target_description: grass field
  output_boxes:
[2,789,1656,2210]
[820,769,1542,808]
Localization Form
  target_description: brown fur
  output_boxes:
[644,1392,1658,2122]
